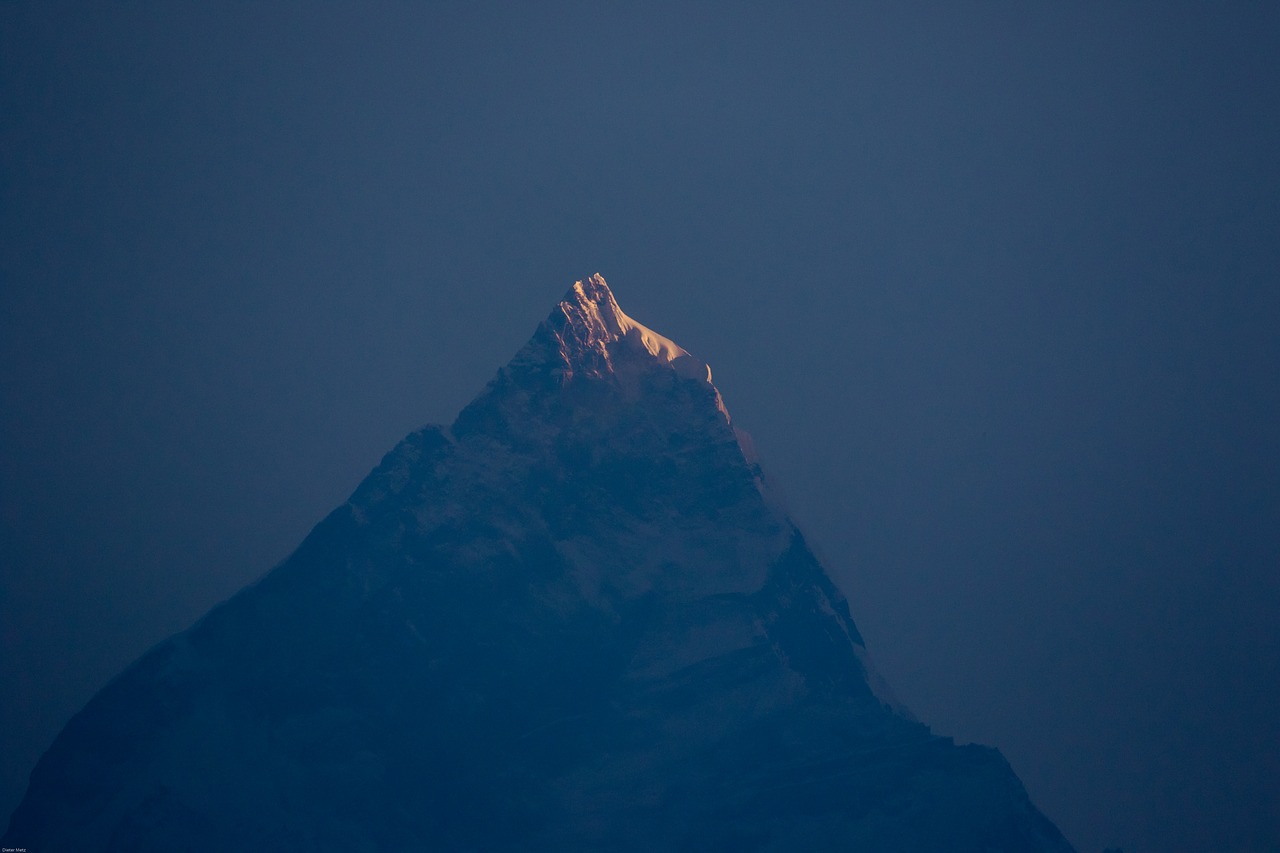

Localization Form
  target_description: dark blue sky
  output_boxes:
[2,3,1278,851]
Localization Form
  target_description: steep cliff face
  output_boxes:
[5,275,1073,851]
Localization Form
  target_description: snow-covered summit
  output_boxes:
[563,274,688,363]
[539,274,713,383]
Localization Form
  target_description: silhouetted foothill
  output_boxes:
[5,275,1074,851]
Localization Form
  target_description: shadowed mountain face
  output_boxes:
[5,276,1074,851]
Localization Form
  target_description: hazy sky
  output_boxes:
[3,3,1278,851]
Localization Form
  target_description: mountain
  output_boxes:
[5,275,1074,851]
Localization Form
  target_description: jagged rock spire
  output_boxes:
[508,274,712,383]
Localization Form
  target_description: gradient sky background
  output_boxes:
[2,3,1278,851]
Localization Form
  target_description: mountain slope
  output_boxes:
[5,275,1073,851]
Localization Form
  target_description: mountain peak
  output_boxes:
[528,274,712,383]
[3,272,1076,852]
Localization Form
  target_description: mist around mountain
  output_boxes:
[5,276,1073,851]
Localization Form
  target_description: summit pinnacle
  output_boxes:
[510,274,712,384]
